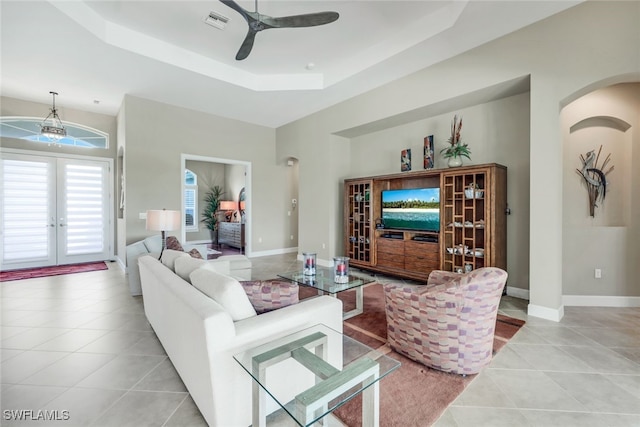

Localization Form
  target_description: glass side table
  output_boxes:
[234,324,400,427]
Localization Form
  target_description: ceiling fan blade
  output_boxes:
[265,11,339,28]
[220,0,249,22]
[219,0,339,60]
[236,29,258,60]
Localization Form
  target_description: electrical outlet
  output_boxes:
[595,268,602,279]
[322,243,326,249]
[290,235,294,240]
[258,237,262,243]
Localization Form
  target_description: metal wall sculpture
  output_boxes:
[576,145,614,217]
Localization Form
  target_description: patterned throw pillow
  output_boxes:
[187,248,203,259]
[165,236,184,252]
[240,280,299,314]
[165,236,202,259]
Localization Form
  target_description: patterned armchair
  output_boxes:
[383,267,508,375]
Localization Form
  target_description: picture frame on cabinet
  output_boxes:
[424,135,435,169]
[401,148,412,172]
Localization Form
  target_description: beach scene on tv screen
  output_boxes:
[382,188,440,231]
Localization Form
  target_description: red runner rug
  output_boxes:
[0,262,108,282]
[299,283,525,426]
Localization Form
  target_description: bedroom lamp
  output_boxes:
[218,200,236,222]
[146,209,181,259]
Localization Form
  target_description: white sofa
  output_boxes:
[138,254,343,427]
[126,235,251,296]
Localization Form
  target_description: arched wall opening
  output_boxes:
[560,81,640,304]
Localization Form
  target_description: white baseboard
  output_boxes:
[563,295,640,307]
[114,256,126,271]
[294,254,334,268]
[185,239,211,245]
[527,303,564,322]
[506,286,529,300]
[250,247,298,258]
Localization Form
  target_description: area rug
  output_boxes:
[299,283,525,426]
[0,261,108,282]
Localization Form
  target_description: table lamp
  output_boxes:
[146,209,181,259]
[219,200,237,222]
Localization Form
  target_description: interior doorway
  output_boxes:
[180,154,252,255]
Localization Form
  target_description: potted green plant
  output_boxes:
[201,185,224,242]
[441,114,471,167]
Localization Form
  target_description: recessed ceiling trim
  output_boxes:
[324,1,468,86]
[49,0,324,91]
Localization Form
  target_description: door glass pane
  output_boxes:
[63,163,105,255]
[1,159,51,262]
[185,188,196,230]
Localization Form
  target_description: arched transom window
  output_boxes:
[0,117,109,148]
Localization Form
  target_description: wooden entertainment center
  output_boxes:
[344,163,507,281]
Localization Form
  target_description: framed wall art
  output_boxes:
[424,135,434,169]
[401,148,412,172]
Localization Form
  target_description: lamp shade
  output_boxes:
[219,201,236,211]
[146,210,181,231]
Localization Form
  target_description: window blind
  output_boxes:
[1,159,50,261]
[63,164,105,255]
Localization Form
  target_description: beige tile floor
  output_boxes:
[1,253,639,426]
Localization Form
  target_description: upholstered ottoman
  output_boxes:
[216,254,252,280]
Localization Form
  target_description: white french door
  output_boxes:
[1,151,112,270]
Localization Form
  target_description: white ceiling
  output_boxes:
[0,1,581,128]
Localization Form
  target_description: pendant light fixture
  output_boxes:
[40,91,66,140]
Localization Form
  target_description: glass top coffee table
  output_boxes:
[278,267,375,320]
[234,324,400,427]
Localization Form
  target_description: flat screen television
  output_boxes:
[381,188,440,232]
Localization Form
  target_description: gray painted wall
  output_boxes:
[347,93,531,291]
[561,83,639,298]
[2,2,638,319]
[276,1,640,319]
[121,95,295,256]
[1,96,120,258]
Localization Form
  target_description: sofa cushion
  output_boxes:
[161,249,190,272]
[190,269,257,321]
[200,260,232,276]
[240,280,299,314]
[174,257,232,283]
[174,256,207,283]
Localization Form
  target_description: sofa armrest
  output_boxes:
[231,295,343,349]
[143,235,162,253]
[126,241,149,296]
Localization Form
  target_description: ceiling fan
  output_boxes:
[220,0,339,60]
